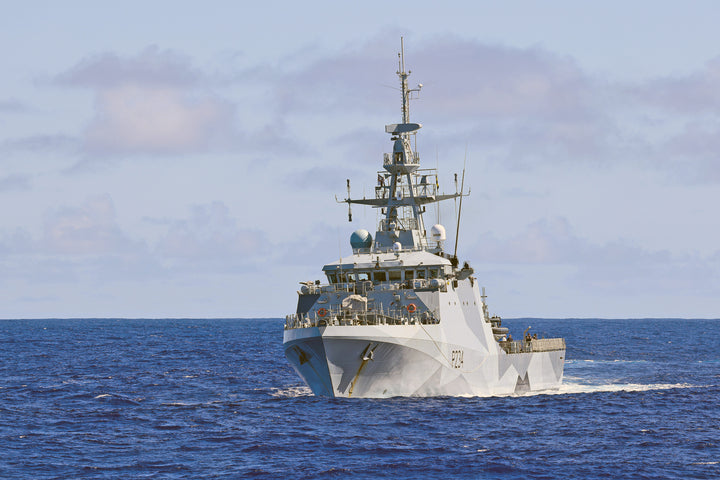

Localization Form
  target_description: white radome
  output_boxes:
[430,224,446,242]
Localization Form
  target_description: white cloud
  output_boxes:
[471,217,584,264]
[243,34,720,183]
[0,99,28,113]
[658,120,720,183]
[3,196,275,275]
[0,227,34,254]
[468,216,720,296]
[52,47,308,159]
[253,35,623,171]
[155,201,271,271]
[56,46,202,88]
[267,35,596,122]
[4,28,720,317]
[0,197,277,301]
[282,164,363,190]
[0,174,31,192]
[84,84,234,155]
[626,55,720,114]
[41,194,139,254]
[55,47,237,157]
[1,134,78,153]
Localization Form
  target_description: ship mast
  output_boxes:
[341,38,462,253]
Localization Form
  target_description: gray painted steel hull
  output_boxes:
[284,324,565,398]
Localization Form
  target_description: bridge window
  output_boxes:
[389,270,401,281]
[374,271,387,282]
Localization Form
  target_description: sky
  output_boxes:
[1,1,719,318]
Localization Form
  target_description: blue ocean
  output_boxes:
[1,318,718,479]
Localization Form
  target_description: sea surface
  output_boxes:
[1,318,718,479]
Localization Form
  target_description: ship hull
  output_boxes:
[283,325,565,398]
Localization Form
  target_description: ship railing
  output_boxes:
[499,337,566,354]
[371,243,427,255]
[302,279,442,297]
[527,337,566,352]
[375,182,437,202]
[354,244,431,255]
[383,152,420,167]
[284,308,439,330]
[299,283,357,295]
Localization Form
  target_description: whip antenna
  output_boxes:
[453,148,467,259]
[346,179,352,222]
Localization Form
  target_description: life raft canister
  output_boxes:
[406,303,417,313]
[317,307,328,317]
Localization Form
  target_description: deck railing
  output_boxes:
[383,152,420,167]
[499,337,566,354]
[285,309,439,330]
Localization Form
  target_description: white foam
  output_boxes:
[454,382,701,399]
[269,386,313,398]
[522,382,696,397]
[567,359,650,365]
[267,382,705,399]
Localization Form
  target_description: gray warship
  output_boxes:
[283,40,565,397]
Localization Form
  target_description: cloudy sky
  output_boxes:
[1,1,719,318]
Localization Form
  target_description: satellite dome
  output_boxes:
[431,224,447,242]
[350,229,373,250]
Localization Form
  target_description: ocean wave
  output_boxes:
[92,393,141,405]
[4,318,718,479]
[268,386,313,398]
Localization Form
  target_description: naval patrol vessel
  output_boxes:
[283,40,565,397]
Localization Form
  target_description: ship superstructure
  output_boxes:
[283,40,565,397]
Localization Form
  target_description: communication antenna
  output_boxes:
[337,228,342,262]
[346,179,352,222]
[397,36,422,124]
[453,172,458,221]
[453,148,467,259]
[436,148,440,225]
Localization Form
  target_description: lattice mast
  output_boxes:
[341,38,461,252]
